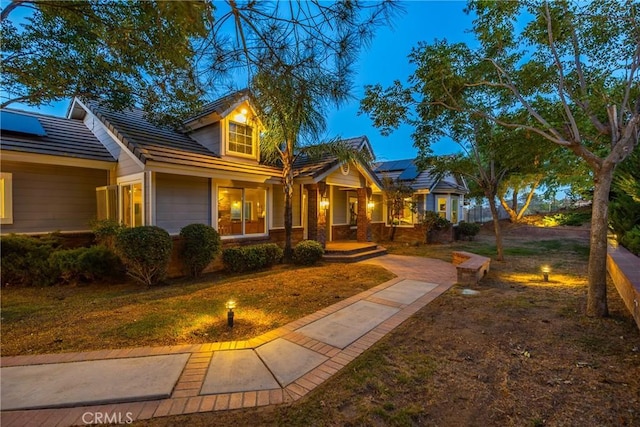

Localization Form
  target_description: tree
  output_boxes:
[220,1,397,261]
[365,0,640,317]
[1,0,211,123]
[380,177,415,241]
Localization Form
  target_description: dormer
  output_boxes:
[185,92,262,164]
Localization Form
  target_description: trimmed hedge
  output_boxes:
[115,226,173,286]
[179,223,222,277]
[221,243,283,273]
[293,240,324,265]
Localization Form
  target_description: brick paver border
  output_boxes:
[0,257,456,427]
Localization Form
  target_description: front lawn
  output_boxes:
[0,263,395,356]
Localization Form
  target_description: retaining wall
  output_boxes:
[607,242,640,331]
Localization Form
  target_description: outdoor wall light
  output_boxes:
[226,300,236,327]
[320,197,329,210]
[367,201,375,210]
[541,265,551,282]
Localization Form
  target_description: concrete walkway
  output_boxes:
[0,255,456,427]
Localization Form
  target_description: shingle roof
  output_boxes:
[83,99,282,177]
[184,90,249,123]
[374,159,467,194]
[293,136,371,178]
[84,100,221,164]
[0,108,116,163]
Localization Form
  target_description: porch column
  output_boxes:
[357,187,370,242]
[305,183,327,247]
[306,184,318,241]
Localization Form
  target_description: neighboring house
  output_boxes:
[0,93,467,247]
[373,159,469,230]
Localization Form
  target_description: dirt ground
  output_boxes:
[138,226,640,427]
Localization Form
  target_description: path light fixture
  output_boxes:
[226,300,236,327]
[541,265,551,282]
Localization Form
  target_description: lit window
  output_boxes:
[217,187,266,236]
[120,182,143,227]
[228,122,253,156]
[0,172,13,224]
[388,197,414,226]
[437,197,447,219]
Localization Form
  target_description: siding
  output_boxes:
[371,194,383,222]
[426,193,435,212]
[326,164,364,187]
[155,173,210,235]
[332,188,347,224]
[271,184,301,228]
[84,114,142,178]
[189,122,221,155]
[1,161,108,233]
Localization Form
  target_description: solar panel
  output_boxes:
[398,162,420,181]
[1,111,47,136]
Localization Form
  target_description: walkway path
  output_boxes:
[0,255,456,427]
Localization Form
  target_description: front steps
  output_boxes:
[323,241,388,263]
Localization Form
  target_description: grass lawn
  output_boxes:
[134,227,640,427]
[0,263,395,356]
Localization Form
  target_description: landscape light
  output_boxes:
[541,265,551,282]
[226,300,236,327]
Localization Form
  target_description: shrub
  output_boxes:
[457,221,481,241]
[50,246,124,284]
[621,225,640,256]
[91,219,125,250]
[179,223,221,278]
[258,243,284,267]
[0,234,58,286]
[293,240,324,265]
[221,243,283,273]
[115,226,172,286]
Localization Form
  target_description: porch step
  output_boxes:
[323,246,388,263]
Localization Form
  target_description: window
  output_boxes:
[451,198,459,224]
[0,172,13,224]
[218,187,266,236]
[348,195,358,225]
[120,182,143,227]
[228,122,253,156]
[437,197,447,219]
[388,197,414,226]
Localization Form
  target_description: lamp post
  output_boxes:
[226,300,236,327]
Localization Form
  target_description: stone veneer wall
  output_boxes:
[607,243,640,331]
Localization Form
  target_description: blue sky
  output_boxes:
[9,1,475,162]
[327,1,475,161]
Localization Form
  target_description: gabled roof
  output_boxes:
[82,99,221,165]
[0,108,116,163]
[374,158,468,194]
[184,90,249,124]
[293,136,373,179]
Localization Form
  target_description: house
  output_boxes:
[371,159,469,242]
[0,92,467,250]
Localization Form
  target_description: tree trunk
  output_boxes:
[487,192,504,261]
[282,149,294,262]
[586,167,614,317]
[499,196,518,223]
[516,181,540,221]
[512,188,519,214]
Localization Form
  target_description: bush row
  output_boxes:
[1,222,328,287]
[222,243,284,273]
[1,234,123,287]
